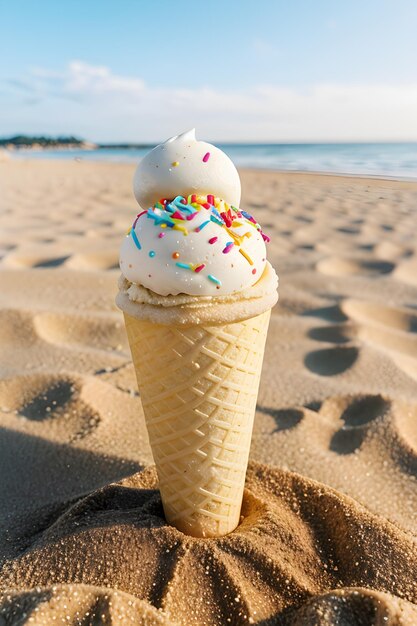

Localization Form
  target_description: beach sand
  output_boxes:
[0,160,416,625]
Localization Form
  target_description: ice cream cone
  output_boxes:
[123,309,271,537]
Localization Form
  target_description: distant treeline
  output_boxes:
[0,135,90,147]
[0,135,155,149]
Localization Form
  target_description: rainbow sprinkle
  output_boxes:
[203,152,210,162]
[222,242,234,254]
[135,193,270,288]
[239,248,253,265]
[195,220,210,232]
[208,274,221,286]
[130,228,141,250]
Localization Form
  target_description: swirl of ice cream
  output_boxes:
[120,192,270,297]
[133,129,241,210]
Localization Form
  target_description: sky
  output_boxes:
[1,0,417,142]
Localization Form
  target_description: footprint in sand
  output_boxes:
[322,394,390,454]
[304,346,359,376]
[3,253,71,268]
[317,256,395,277]
[342,299,417,361]
[0,374,101,442]
[33,311,128,353]
[257,405,304,432]
[65,251,120,270]
[305,298,417,381]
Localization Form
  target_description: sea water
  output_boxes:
[11,143,417,179]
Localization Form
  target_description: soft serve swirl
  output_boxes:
[120,131,270,297]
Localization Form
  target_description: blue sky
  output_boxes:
[1,0,417,142]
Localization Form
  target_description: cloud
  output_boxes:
[2,61,417,142]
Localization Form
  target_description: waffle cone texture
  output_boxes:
[123,309,271,537]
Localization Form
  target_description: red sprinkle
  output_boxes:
[220,211,233,227]
[171,211,185,220]
[252,268,257,274]
[133,210,147,228]
[208,236,218,244]
[207,194,215,205]
[202,202,211,210]
[203,152,210,162]
[186,212,198,220]
[191,194,197,203]
[194,264,206,273]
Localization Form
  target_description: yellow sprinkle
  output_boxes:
[126,227,132,235]
[225,227,242,244]
[161,223,167,228]
[173,224,188,235]
[172,161,179,167]
[239,248,253,265]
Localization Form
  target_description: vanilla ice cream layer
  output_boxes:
[116,262,278,326]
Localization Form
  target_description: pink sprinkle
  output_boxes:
[158,232,165,238]
[222,243,234,254]
[207,194,215,205]
[133,210,147,228]
[186,212,198,221]
[208,237,218,244]
[194,263,206,273]
[171,210,185,220]
[203,152,210,162]
[261,232,271,243]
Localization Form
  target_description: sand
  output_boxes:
[0,160,416,625]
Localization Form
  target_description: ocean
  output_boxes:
[10,142,417,180]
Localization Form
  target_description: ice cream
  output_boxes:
[116,130,278,537]
[121,130,270,297]
[133,128,241,211]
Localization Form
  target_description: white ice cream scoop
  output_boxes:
[133,129,241,210]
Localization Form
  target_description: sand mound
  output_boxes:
[0,584,176,625]
[1,462,415,625]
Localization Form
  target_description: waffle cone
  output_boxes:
[123,309,271,537]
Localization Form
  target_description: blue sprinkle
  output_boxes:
[210,215,224,226]
[241,210,255,221]
[130,228,141,250]
[149,250,155,257]
[195,220,210,232]
[208,274,222,286]
[176,262,192,270]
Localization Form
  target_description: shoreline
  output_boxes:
[4,157,417,186]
